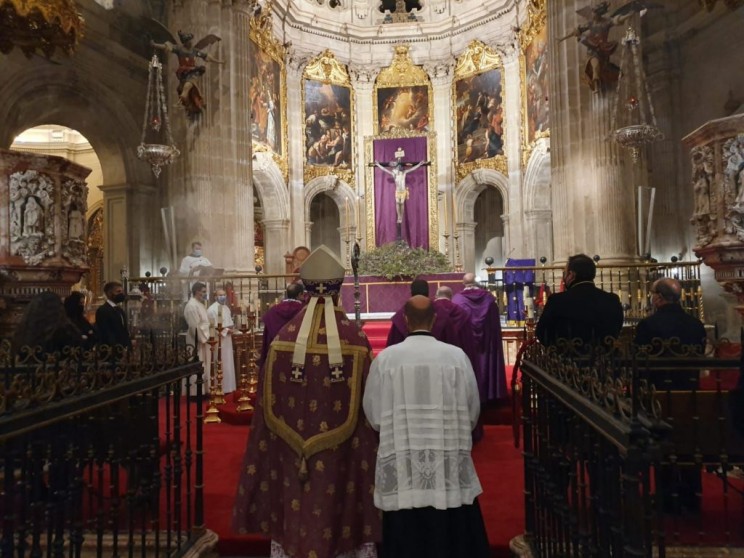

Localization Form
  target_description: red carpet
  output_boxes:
[204,424,525,557]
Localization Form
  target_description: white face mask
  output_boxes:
[217,295,227,304]
[193,249,202,257]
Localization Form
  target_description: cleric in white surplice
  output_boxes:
[206,288,237,394]
[362,295,490,558]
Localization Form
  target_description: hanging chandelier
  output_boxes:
[137,54,179,178]
[609,26,663,162]
[0,0,84,58]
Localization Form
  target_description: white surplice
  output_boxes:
[184,297,211,392]
[363,334,483,512]
[207,302,237,394]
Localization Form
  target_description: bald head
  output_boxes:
[463,273,476,286]
[404,295,435,332]
[435,286,453,300]
[652,277,682,305]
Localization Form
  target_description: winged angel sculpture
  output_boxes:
[148,22,223,119]
[559,1,661,93]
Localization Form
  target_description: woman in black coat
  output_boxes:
[63,291,97,350]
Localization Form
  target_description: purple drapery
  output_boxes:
[505,258,535,322]
[373,137,429,249]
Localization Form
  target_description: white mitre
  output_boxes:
[299,244,345,296]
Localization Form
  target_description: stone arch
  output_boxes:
[304,175,358,230]
[0,63,152,280]
[252,152,290,222]
[455,168,509,272]
[523,139,553,262]
[252,153,291,273]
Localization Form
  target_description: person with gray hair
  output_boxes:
[634,277,706,352]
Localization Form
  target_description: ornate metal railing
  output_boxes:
[0,336,211,557]
[515,338,744,557]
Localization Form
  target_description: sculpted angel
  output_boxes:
[149,25,223,119]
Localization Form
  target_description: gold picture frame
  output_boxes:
[364,131,439,251]
[452,40,507,182]
[519,0,550,167]
[249,5,288,182]
[302,50,355,185]
[373,45,433,136]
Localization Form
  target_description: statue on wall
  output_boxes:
[61,178,88,267]
[148,22,223,119]
[9,170,55,265]
[723,135,744,241]
[559,1,660,93]
[691,145,716,247]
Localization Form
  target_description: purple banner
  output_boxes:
[373,137,429,249]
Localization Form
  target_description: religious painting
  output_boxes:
[364,133,438,251]
[452,41,507,181]
[520,0,550,166]
[302,50,355,185]
[249,8,287,178]
[373,45,433,136]
[376,86,430,133]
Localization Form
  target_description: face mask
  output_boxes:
[193,250,202,257]
[113,293,126,304]
[217,295,227,304]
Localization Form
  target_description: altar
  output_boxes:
[340,273,464,314]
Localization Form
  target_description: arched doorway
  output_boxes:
[10,125,105,295]
[474,187,505,270]
[310,193,341,255]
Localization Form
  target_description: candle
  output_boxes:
[526,297,534,320]
[345,198,350,240]
[356,196,361,237]
[209,324,216,339]
[443,192,448,232]
[453,198,458,227]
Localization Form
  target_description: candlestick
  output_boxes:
[452,196,458,227]
[345,197,350,240]
[356,195,362,237]
[443,192,448,232]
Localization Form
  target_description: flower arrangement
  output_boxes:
[358,241,451,280]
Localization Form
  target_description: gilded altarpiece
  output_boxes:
[249,9,287,180]
[365,45,438,251]
[302,50,355,185]
[520,0,550,166]
[452,41,507,181]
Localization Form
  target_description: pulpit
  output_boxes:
[0,148,90,336]
[683,114,744,315]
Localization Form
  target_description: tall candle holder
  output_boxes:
[345,237,351,272]
[442,232,450,262]
[453,230,463,273]
[247,311,260,400]
[236,317,254,413]
[213,319,226,405]
[204,333,222,424]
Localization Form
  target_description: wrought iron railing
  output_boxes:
[0,336,211,557]
[515,338,744,557]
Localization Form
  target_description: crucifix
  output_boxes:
[370,146,430,242]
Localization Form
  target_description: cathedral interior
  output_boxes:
[2,0,744,333]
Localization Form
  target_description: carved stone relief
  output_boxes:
[723,135,744,241]
[9,170,55,265]
[690,144,716,247]
[61,177,88,267]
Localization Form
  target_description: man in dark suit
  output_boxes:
[634,277,706,351]
[95,281,131,348]
[536,254,624,349]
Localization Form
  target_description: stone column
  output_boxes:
[263,218,290,274]
[349,65,376,250]
[287,51,309,249]
[305,221,314,248]
[457,221,477,273]
[99,182,131,284]
[167,1,255,273]
[525,209,554,263]
[425,60,455,257]
[501,46,525,256]
[548,0,637,263]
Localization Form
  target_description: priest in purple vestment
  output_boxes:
[233,245,381,558]
[258,282,305,369]
[452,273,507,403]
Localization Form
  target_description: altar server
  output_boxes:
[363,295,489,558]
[184,282,211,390]
[207,288,237,394]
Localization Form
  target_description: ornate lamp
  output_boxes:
[137,55,179,178]
[609,26,663,162]
[0,0,84,58]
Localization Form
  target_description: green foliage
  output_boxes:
[358,241,452,280]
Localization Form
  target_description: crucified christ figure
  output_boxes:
[373,155,429,225]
